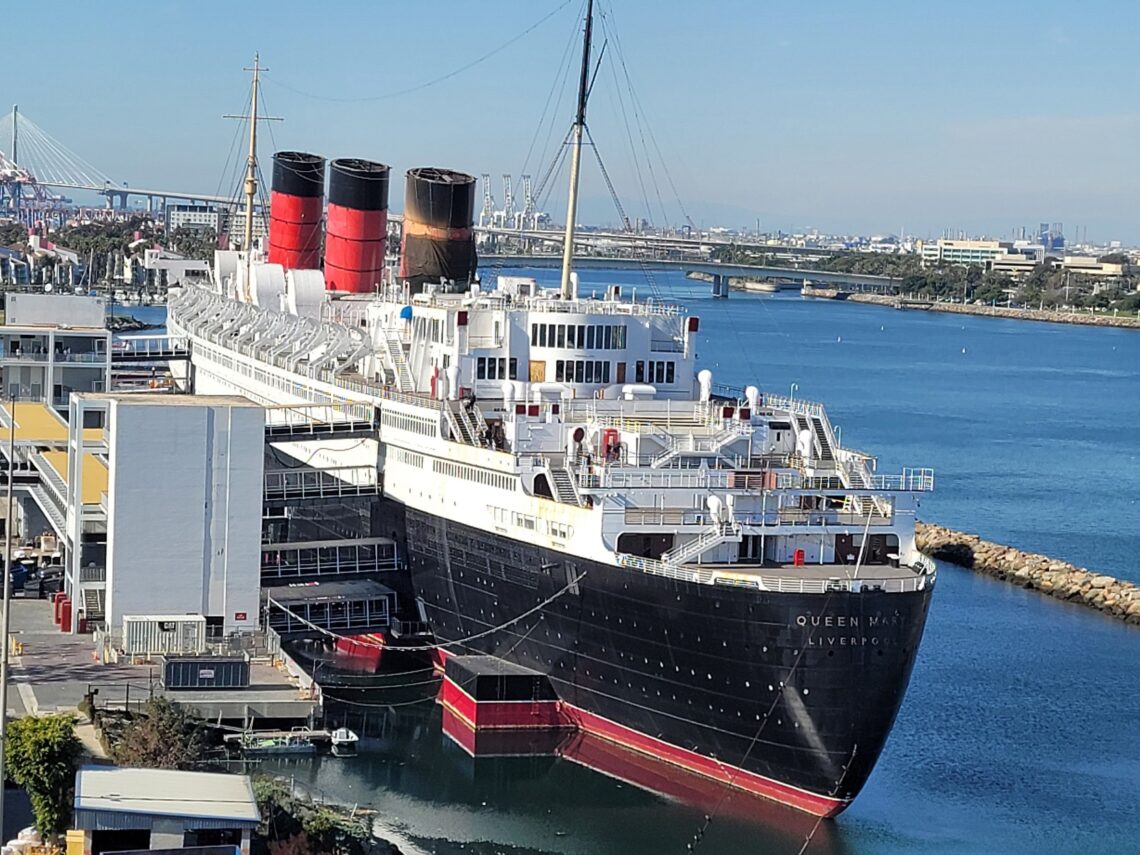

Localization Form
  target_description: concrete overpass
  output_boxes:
[478,225,838,257]
[481,254,901,294]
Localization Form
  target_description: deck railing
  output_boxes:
[614,552,936,594]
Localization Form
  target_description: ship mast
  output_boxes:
[224,53,281,284]
[242,53,261,256]
[559,0,594,299]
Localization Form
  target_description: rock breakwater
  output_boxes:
[802,286,1140,330]
[915,522,1140,625]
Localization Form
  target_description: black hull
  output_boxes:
[406,509,934,814]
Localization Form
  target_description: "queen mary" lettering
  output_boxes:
[795,612,904,629]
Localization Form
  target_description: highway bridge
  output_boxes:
[0,109,873,282]
[481,254,901,294]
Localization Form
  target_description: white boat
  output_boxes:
[330,727,359,757]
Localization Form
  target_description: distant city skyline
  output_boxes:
[5,0,1140,243]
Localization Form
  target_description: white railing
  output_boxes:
[709,570,935,594]
[407,290,685,319]
[614,553,714,585]
[599,468,733,490]
[115,335,190,357]
[614,551,935,593]
[758,392,825,419]
[873,468,936,492]
[661,520,742,565]
[263,466,380,500]
[264,401,375,429]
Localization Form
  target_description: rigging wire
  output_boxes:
[265,570,587,652]
[584,125,663,300]
[599,0,694,229]
[518,0,586,180]
[268,437,371,470]
[595,11,654,229]
[213,89,250,202]
[685,588,854,853]
[264,1,574,104]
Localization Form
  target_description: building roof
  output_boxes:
[74,766,260,825]
[40,449,108,505]
[0,401,103,444]
[79,392,260,408]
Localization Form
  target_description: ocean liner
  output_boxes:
[167,4,936,817]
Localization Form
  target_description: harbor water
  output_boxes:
[225,267,1139,853]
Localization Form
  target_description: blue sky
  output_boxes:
[5,0,1140,242]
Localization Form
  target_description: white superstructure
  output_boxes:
[168,259,935,595]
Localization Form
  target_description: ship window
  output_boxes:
[531,323,538,345]
[666,362,675,384]
[602,361,611,383]
[604,326,613,349]
[498,358,506,379]
[578,325,586,347]
[539,325,547,346]
[555,360,565,382]
[575,361,585,382]
[617,326,627,348]
[585,361,594,383]
[476,358,487,380]
[556,325,566,348]
[509,358,518,380]
[587,326,596,349]
[635,361,645,383]
[655,362,665,383]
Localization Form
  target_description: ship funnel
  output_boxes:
[269,151,325,270]
[399,167,478,292]
[325,158,390,293]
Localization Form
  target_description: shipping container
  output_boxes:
[159,654,250,690]
[122,615,207,658]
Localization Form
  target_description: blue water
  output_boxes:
[554,268,1140,585]
[251,268,1140,853]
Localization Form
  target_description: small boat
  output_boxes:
[237,730,317,756]
[330,727,359,757]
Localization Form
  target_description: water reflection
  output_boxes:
[268,699,852,855]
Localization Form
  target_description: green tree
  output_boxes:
[251,777,372,855]
[109,697,205,769]
[4,714,84,836]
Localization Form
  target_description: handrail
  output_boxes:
[661,520,742,565]
[615,551,937,594]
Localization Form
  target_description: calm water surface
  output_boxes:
[240,268,1140,853]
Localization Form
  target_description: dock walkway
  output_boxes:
[6,599,319,723]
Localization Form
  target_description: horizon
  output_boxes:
[4,0,1140,243]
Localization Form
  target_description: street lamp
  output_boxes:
[789,383,798,404]
[0,386,20,838]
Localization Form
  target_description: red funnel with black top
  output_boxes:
[268,151,325,270]
[325,158,390,293]
[399,167,478,291]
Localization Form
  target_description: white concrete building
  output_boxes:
[168,203,223,233]
[142,248,211,287]
[65,393,264,638]
[0,293,110,408]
